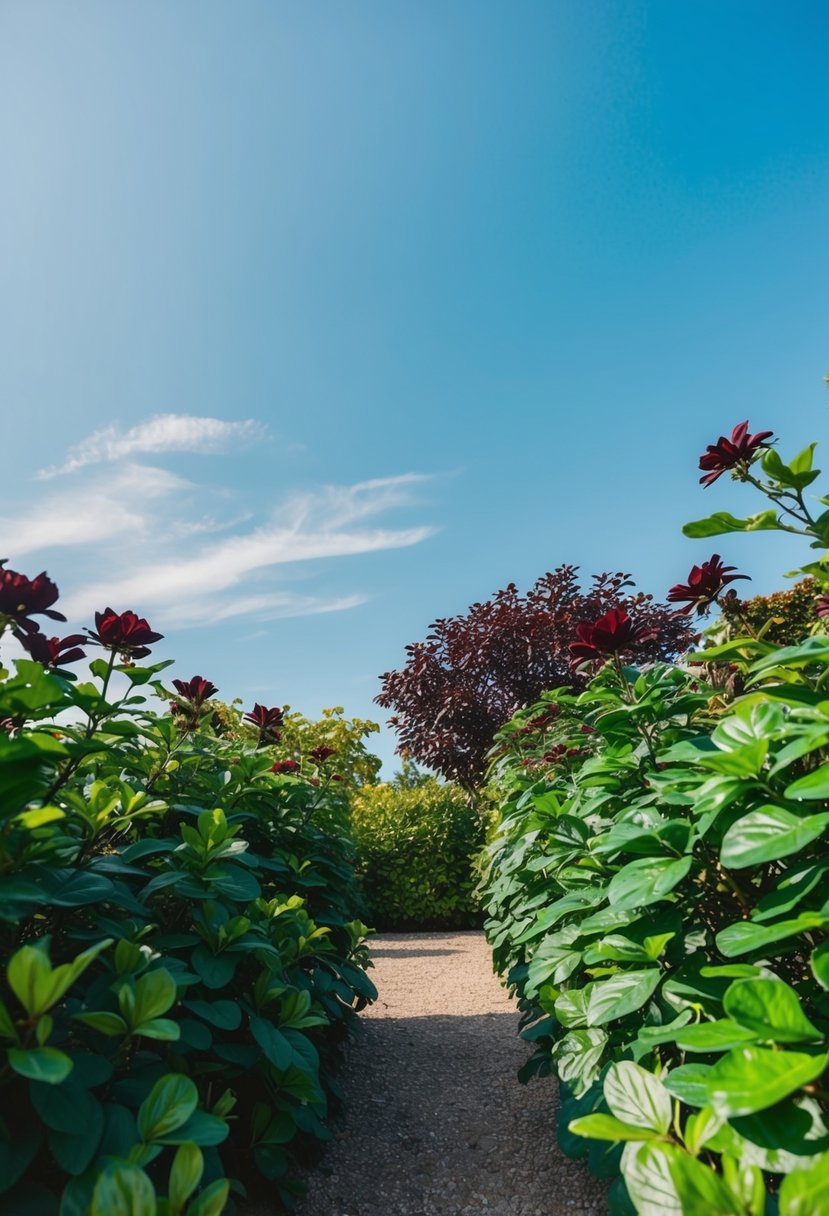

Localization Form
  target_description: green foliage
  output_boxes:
[710,577,826,648]
[481,419,829,1214]
[0,642,375,1212]
[350,779,488,929]
[213,700,382,789]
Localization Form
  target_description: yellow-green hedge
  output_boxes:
[350,779,487,929]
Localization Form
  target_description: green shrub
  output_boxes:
[481,421,829,1214]
[0,596,375,1214]
[350,777,488,929]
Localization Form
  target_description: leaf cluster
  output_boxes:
[0,651,376,1214]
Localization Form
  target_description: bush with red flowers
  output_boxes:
[481,412,829,1215]
[0,578,377,1214]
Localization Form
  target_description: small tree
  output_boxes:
[376,566,696,787]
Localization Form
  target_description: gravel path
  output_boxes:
[294,931,607,1216]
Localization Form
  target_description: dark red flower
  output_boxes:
[309,745,336,763]
[569,608,658,666]
[172,675,218,705]
[87,608,163,659]
[698,421,773,487]
[667,555,749,616]
[244,703,284,743]
[816,596,829,620]
[271,759,300,774]
[21,632,86,667]
[0,562,66,636]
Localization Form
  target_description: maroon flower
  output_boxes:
[310,745,336,763]
[698,421,773,487]
[667,555,749,616]
[0,562,66,636]
[172,676,218,706]
[87,608,163,659]
[22,632,87,667]
[569,608,659,666]
[816,596,829,620]
[271,759,300,774]
[244,703,284,743]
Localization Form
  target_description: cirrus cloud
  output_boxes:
[37,413,267,479]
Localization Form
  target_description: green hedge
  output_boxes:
[350,778,488,929]
[0,600,376,1215]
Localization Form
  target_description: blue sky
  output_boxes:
[1,1,827,772]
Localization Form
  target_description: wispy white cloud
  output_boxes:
[6,421,437,630]
[38,413,267,479]
[2,465,190,555]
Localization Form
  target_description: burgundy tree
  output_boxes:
[376,566,697,787]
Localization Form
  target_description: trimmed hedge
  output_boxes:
[350,778,488,929]
[0,595,376,1214]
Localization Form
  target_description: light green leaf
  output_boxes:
[607,857,692,911]
[568,1113,656,1142]
[666,1146,744,1215]
[812,942,829,991]
[688,1047,829,1117]
[720,806,829,868]
[137,1075,199,1142]
[717,912,829,957]
[186,1179,230,1216]
[620,1142,682,1216]
[779,1152,829,1216]
[724,978,822,1043]
[787,764,829,799]
[682,510,780,539]
[168,1142,203,1211]
[584,968,662,1027]
[90,1161,157,1216]
[601,1061,671,1136]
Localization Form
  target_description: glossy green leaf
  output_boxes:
[569,1113,656,1142]
[607,857,692,911]
[811,941,829,990]
[724,978,822,1043]
[720,806,829,868]
[90,1162,156,1216]
[168,1142,203,1211]
[620,1142,682,1216]
[137,1075,199,1142]
[786,764,829,799]
[779,1152,829,1216]
[716,912,829,957]
[186,1179,230,1216]
[682,509,780,538]
[666,1146,744,1215]
[604,1061,672,1134]
[683,1047,829,1117]
[8,1047,72,1084]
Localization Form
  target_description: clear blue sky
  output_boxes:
[1,1,827,772]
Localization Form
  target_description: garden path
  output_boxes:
[290,931,606,1216]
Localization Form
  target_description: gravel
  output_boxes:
[287,931,607,1216]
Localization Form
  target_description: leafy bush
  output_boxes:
[482,418,829,1214]
[0,584,376,1214]
[350,776,488,929]
[711,576,826,648]
[376,568,696,788]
